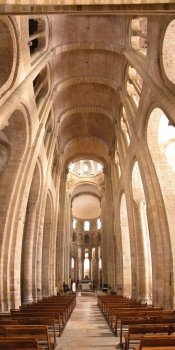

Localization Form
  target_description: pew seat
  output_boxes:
[0,337,43,349]
[3,325,53,350]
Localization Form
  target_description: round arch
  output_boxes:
[0,104,31,310]
[146,107,175,306]
[0,16,18,97]
[161,18,175,90]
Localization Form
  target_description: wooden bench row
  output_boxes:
[0,325,52,350]
[119,316,175,346]
[97,295,175,349]
[124,324,175,350]
[0,294,76,349]
[10,294,76,337]
[0,337,43,350]
[133,334,175,350]
[98,295,175,336]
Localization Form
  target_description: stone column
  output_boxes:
[74,258,78,282]
[56,170,67,292]
[23,201,38,304]
[89,249,92,279]
[78,258,81,280]
[91,248,98,283]
[81,247,85,279]
[103,166,115,289]
[63,193,71,285]
[81,258,84,279]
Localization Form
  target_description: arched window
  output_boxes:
[72,218,77,229]
[71,257,75,269]
[84,220,90,231]
[99,258,102,269]
[97,218,101,230]
[0,17,17,97]
[147,109,175,300]
[97,162,103,172]
[68,160,103,177]
[147,108,175,306]
[83,163,88,174]
[162,20,175,85]
[158,113,175,170]
[131,17,148,55]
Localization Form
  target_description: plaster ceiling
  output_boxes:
[72,194,101,219]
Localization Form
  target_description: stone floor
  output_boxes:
[56,293,120,350]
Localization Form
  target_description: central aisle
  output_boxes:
[57,293,119,350]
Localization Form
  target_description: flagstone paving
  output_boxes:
[56,293,120,350]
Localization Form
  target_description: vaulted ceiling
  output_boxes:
[49,15,127,218]
[51,15,127,168]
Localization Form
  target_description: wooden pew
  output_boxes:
[3,325,53,350]
[0,319,19,325]
[18,305,69,324]
[106,307,164,328]
[134,334,175,349]
[18,317,57,345]
[11,311,63,336]
[119,317,175,345]
[112,310,174,336]
[124,325,173,350]
[0,313,11,319]
[98,296,146,313]
[0,337,42,349]
[20,296,76,320]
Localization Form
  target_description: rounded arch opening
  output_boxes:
[21,162,41,304]
[0,108,29,310]
[147,107,174,307]
[162,20,175,86]
[0,17,17,97]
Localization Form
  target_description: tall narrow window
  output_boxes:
[99,258,102,269]
[71,257,75,269]
[97,218,101,230]
[84,220,90,231]
[83,163,88,173]
[97,163,103,172]
[162,20,175,85]
[73,218,77,229]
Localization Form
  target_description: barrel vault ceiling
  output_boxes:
[50,15,126,218]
